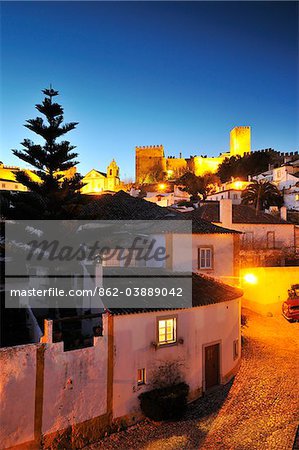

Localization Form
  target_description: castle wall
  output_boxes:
[166,157,188,178]
[192,155,225,176]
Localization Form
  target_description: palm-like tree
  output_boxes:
[241,180,283,213]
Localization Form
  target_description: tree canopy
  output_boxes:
[9,87,83,219]
[241,180,284,212]
[217,150,283,183]
[177,172,220,200]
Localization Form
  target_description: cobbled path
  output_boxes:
[86,309,299,450]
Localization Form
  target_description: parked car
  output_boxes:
[282,284,299,322]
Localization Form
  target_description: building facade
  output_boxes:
[135,126,251,183]
[81,159,120,194]
[0,275,242,449]
[189,199,297,267]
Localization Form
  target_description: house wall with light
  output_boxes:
[112,298,241,422]
[241,266,299,315]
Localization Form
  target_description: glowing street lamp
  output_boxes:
[243,273,258,284]
[158,183,166,191]
[233,181,243,190]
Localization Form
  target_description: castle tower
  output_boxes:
[135,145,166,184]
[106,159,120,191]
[230,126,251,157]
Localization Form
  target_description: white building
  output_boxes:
[187,198,297,267]
[0,274,242,449]
[253,160,299,211]
[206,179,250,205]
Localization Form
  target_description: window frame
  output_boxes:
[156,315,177,346]
[137,368,146,385]
[198,246,213,270]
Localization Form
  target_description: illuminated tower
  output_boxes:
[106,159,120,191]
[135,145,166,183]
[230,126,251,157]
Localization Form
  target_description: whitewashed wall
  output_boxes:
[42,335,108,436]
[112,298,241,420]
[192,233,236,282]
[0,344,37,448]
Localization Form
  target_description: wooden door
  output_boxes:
[205,343,220,389]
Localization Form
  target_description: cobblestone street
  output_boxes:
[87,309,299,450]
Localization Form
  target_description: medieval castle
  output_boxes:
[135,126,251,183]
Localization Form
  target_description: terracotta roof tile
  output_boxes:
[189,202,290,224]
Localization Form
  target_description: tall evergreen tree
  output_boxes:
[10,87,83,218]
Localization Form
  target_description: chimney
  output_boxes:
[280,206,287,221]
[219,199,233,228]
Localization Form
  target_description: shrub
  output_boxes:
[139,382,189,421]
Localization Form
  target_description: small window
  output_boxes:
[267,231,275,249]
[198,247,213,269]
[1,183,5,188]
[233,339,239,360]
[137,368,146,385]
[158,317,177,345]
[110,169,112,175]
[15,184,18,189]
[233,194,238,199]
[296,194,299,201]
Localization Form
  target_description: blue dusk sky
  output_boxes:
[1,1,298,180]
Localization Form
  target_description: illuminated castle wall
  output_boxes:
[135,126,251,183]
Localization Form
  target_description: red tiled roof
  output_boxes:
[189,202,290,224]
[107,272,243,315]
[80,191,240,234]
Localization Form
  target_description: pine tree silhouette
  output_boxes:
[11,87,83,218]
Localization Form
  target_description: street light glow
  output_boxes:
[244,273,258,284]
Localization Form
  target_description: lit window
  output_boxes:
[296,194,299,201]
[233,339,239,360]
[137,368,146,385]
[158,317,177,345]
[198,247,213,269]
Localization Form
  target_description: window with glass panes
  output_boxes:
[158,317,176,345]
[198,247,213,269]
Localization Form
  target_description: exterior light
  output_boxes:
[244,273,258,284]
[158,183,166,190]
[233,181,243,190]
